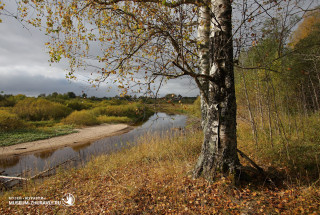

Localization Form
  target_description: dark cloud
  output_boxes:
[0,72,118,97]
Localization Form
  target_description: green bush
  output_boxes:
[62,110,98,126]
[13,98,72,121]
[0,110,25,131]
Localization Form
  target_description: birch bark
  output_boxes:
[198,1,211,129]
[193,0,240,181]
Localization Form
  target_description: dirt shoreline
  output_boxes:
[0,124,133,158]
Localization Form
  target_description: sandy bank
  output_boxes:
[0,124,133,158]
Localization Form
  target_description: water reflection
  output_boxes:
[71,142,92,152]
[0,157,19,168]
[34,149,56,159]
[0,113,186,177]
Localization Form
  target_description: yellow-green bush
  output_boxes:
[98,99,129,106]
[91,103,142,118]
[0,110,25,131]
[97,115,131,124]
[62,110,98,126]
[65,100,92,111]
[13,98,72,121]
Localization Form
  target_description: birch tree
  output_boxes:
[192,0,240,180]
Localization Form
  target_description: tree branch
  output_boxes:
[92,0,200,7]
[237,149,264,174]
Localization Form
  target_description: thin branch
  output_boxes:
[92,0,200,8]
[0,176,28,181]
[237,149,265,174]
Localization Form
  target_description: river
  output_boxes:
[0,113,187,181]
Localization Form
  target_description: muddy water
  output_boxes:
[0,113,186,178]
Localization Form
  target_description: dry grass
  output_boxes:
[1,99,319,213]
[237,112,320,184]
[1,117,319,214]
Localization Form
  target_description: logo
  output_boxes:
[61,193,75,206]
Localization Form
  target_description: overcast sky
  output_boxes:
[1,0,316,98]
[0,2,199,98]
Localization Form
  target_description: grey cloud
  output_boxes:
[0,71,198,98]
[158,78,199,97]
[0,73,118,97]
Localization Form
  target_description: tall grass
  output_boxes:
[192,96,201,117]
[237,112,320,183]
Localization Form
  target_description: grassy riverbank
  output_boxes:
[0,102,319,214]
[0,95,153,147]
[0,125,76,147]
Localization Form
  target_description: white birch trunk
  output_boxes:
[193,0,240,181]
[198,1,211,129]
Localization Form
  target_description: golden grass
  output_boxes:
[1,119,319,214]
[237,111,320,183]
[1,107,319,214]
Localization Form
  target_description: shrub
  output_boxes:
[97,115,131,124]
[91,103,143,118]
[0,95,17,107]
[99,99,129,106]
[62,110,98,126]
[13,98,72,121]
[65,100,88,111]
[0,110,25,131]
